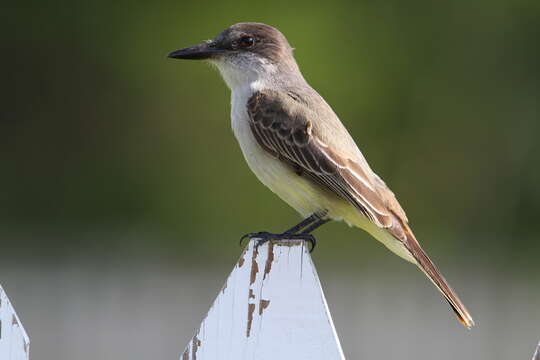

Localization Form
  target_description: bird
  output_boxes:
[168,22,474,328]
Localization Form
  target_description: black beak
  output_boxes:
[168,42,226,60]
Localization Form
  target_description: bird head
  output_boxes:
[168,23,299,89]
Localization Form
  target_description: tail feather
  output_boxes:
[404,229,475,328]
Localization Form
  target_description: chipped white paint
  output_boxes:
[532,341,540,360]
[181,239,345,360]
[0,284,30,360]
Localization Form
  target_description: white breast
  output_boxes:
[229,83,293,199]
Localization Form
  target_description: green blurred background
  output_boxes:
[1,0,539,359]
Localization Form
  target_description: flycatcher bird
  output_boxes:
[168,22,474,328]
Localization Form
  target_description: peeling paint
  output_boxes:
[238,246,248,268]
[246,303,255,337]
[248,289,255,299]
[249,246,259,285]
[259,299,270,315]
[12,315,17,326]
[191,336,201,360]
[263,242,274,280]
[182,349,189,360]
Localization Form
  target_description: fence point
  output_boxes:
[532,341,540,360]
[181,239,345,360]
[0,284,30,360]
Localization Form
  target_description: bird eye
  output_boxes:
[239,36,255,48]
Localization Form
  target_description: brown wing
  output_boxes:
[247,89,475,328]
[247,89,394,228]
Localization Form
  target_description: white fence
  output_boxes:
[1,241,538,360]
[533,341,540,360]
[0,284,30,360]
[181,239,345,360]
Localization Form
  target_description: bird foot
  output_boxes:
[239,231,317,252]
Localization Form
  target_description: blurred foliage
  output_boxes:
[1,0,539,266]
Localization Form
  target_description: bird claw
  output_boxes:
[296,233,316,253]
[239,231,271,246]
[239,231,317,253]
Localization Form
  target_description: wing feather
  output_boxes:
[247,89,394,228]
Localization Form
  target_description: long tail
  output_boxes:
[403,228,475,328]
